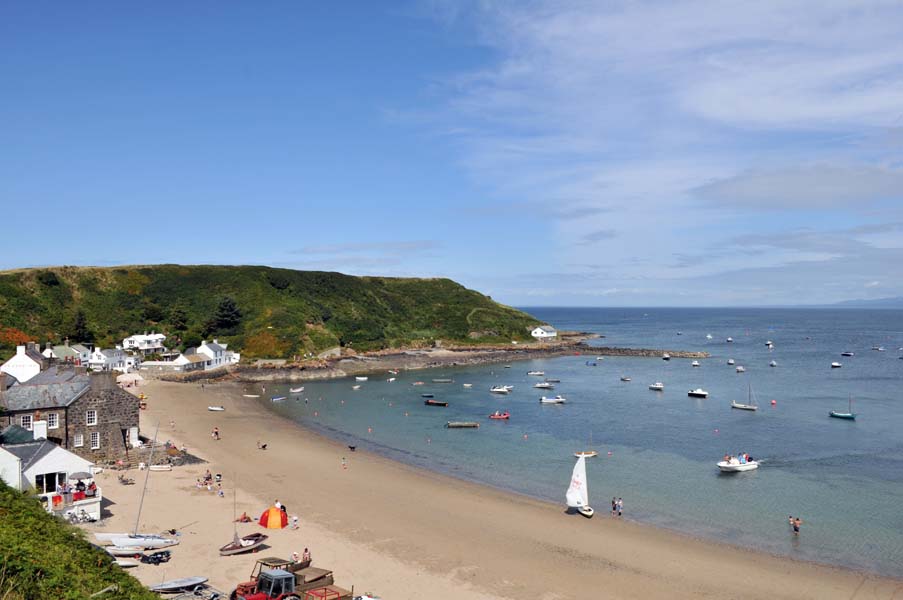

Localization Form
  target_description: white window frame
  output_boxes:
[86,410,97,426]
[74,433,84,447]
[20,414,33,431]
[90,431,100,450]
[47,413,59,429]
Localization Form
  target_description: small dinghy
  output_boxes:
[424,399,448,407]
[149,576,209,593]
[488,411,510,420]
[446,421,479,428]
[717,455,759,472]
[115,558,140,568]
[829,395,857,420]
[219,532,269,556]
[620,376,631,382]
[387,377,396,382]
[648,382,664,391]
[527,371,545,376]
[290,387,304,393]
[462,383,473,388]
[207,406,225,412]
[735,366,746,373]
[270,396,287,402]
[106,546,145,557]
[662,353,671,361]
[490,385,513,394]
[727,359,735,365]
[566,455,594,518]
[831,362,842,368]
[432,378,453,383]
[421,393,435,398]
[691,361,700,367]
[355,376,369,381]
[352,385,361,390]
[534,382,554,389]
[242,394,260,398]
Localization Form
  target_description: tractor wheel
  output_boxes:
[284,596,301,600]
[229,590,238,600]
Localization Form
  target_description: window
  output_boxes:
[74,433,84,447]
[90,432,100,450]
[47,413,59,429]
[20,415,33,431]
[86,410,97,426]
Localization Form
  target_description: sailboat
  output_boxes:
[565,455,594,518]
[829,394,856,420]
[574,432,598,458]
[731,384,758,411]
[219,476,268,556]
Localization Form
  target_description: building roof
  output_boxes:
[101,349,122,358]
[1,377,90,411]
[22,366,81,386]
[535,326,557,332]
[21,348,45,364]
[3,440,57,472]
[4,373,18,388]
[0,424,35,445]
[202,341,225,353]
[50,345,80,360]
[185,354,210,364]
[71,344,92,354]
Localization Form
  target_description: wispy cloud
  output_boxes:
[578,229,617,245]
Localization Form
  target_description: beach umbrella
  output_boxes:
[258,506,288,529]
[69,471,92,480]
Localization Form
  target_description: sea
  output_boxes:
[256,307,903,578]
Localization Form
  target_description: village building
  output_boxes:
[139,352,210,374]
[42,339,92,366]
[88,347,129,373]
[122,332,167,356]
[1,342,49,383]
[196,339,240,369]
[0,366,140,462]
[531,325,558,339]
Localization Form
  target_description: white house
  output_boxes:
[0,446,21,490]
[42,340,91,366]
[531,326,558,340]
[140,352,209,374]
[1,343,47,383]
[197,339,232,369]
[88,347,128,373]
[122,332,167,356]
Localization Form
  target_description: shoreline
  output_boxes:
[100,379,903,600]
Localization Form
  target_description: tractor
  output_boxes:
[231,569,300,600]
[230,566,351,600]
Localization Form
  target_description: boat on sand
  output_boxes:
[219,532,269,556]
[566,455,594,518]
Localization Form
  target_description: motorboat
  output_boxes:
[545,378,561,383]
[595,357,605,361]
[829,395,856,420]
[841,352,854,357]
[769,360,778,367]
[290,387,304,393]
[424,399,448,407]
[831,362,842,368]
[620,376,631,382]
[463,383,473,388]
[727,359,735,365]
[527,371,545,376]
[691,360,700,367]
[706,334,713,340]
[717,457,759,472]
[352,385,361,390]
[540,395,567,404]
[872,346,886,352]
[726,337,734,343]
[648,382,664,391]
[687,388,708,398]
[534,382,554,389]
[566,455,594,518]
[270,396,286,402]
[207,406,225,412]
[490,385,513,394]
[662,353,671,361]
[488,411,510,420]
[735,366,746,373]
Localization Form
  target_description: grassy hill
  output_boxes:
[0,265,541,360]
[0,481,157,600]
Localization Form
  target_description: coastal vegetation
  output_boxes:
[0,481,156,600]
[0,265,540,359]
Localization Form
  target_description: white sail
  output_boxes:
[565,456,590,508]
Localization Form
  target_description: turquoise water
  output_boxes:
[256,308,903,577]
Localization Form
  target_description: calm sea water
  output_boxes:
[256,308,903,577]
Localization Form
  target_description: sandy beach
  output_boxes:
[91,380,903,600]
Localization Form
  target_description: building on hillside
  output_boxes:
[1,343,48,383]
[196,339,239,369]
[531,326,558,340]
[122,332,167,356]
[88,347,128,373]
[139,352,210,374]
[0,366,140,461]
[42,340,91,366]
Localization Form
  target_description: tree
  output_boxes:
[72,310,94,344]
[206,296,242,335]
[168,304,189,331]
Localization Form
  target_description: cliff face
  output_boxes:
[0,265,540,359]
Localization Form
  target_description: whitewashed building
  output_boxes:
[197,339,239,369]
[42,340,91,366]
[140,352,209,374]
[122,332,167,356]
[1,343,47,383]
[88,347,128,373]
[531,326,558,339]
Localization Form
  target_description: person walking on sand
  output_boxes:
[212,427,220,440]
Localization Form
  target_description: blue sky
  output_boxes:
[2,1,902,306]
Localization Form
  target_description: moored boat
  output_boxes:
[488,411,510,420]
[424,399,448,407]
[207,406,225,412]
[490,385,513,394]
[691,360,700,367]
[620,376,631,382]
[432,378,453,383]
[831,362,842,368]
[662,353,671,361]
[688,388,708,398]
[735,366,746,373]
[540,395,567,404]
[534,382,554,389]
[727,359,735,365]
[829,395,856,420]
[648,382,664,391]
[527,370,545,376]
[462,383,473,388]
[841,351,854,357]
[573,450,598,458]
[270,396,286,402]
[355,376,368,381]
[289,387,304,393]
[446,421,479,428]
[769,360,778,367]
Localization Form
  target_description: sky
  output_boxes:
[2,1,902,307]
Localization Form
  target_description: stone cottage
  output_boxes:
[0,365,139,462]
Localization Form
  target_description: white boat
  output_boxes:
[207,406,225,412]
[706,334,713,340]
[149,577,209,593]
[148,464,172,472]
[352,385,361,390]
[662,353,671,361]
[109,534,178,549]
[290,387,304,393]
[490,385,513,394]
[731,384,758,411]
[540,395,567,404]
[595,356,605,361]
[105,546,145,557]
[270,396,286,402]
[565,455,594,518]
[727,359,735,365]
[115,558,140,568]
[735,366,746,373]
[648,382,664,391]
[462,383,473,388]
[688,388,708,398]
[841,352,854,357]
[717,458,759,472]
[355,376,368,381]
[386,377,396,382]
[242,394,260,398]
[769,360,778,367]
[691,360,700,367]
[765,340,773,346]
[620,376,631,382]
[534,382,554,389]
[388,369,399,375]
[726,337,734,343]
[831,362,842,368]
[527,370,545,376]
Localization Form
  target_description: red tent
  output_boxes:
[259,506,288,529]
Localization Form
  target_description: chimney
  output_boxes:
[33,420,48,441]
[25,341,36,352]
[45,341,52,351]
[64,337,70,347]
[16,345,25,356]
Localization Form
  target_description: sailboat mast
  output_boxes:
[133,422,160,536]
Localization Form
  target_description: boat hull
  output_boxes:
[219,533,269,556]
[574,451,598,458]
[829,412,856,420]
[207,406,225,412]
[577,506,594,518]
[109,535,179,549]
[731,403,758,411]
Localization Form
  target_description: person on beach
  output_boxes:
[275,499,282,509]
[257,440,267,450]
[611,497,617,516]
[291,515,299,529]
[302,547,311,563]
[617,498,623,517]
[212,427,220,440]
[217,483,224,497]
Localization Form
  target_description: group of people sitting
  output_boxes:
[57,479,97,499]
[722,452,755,464]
